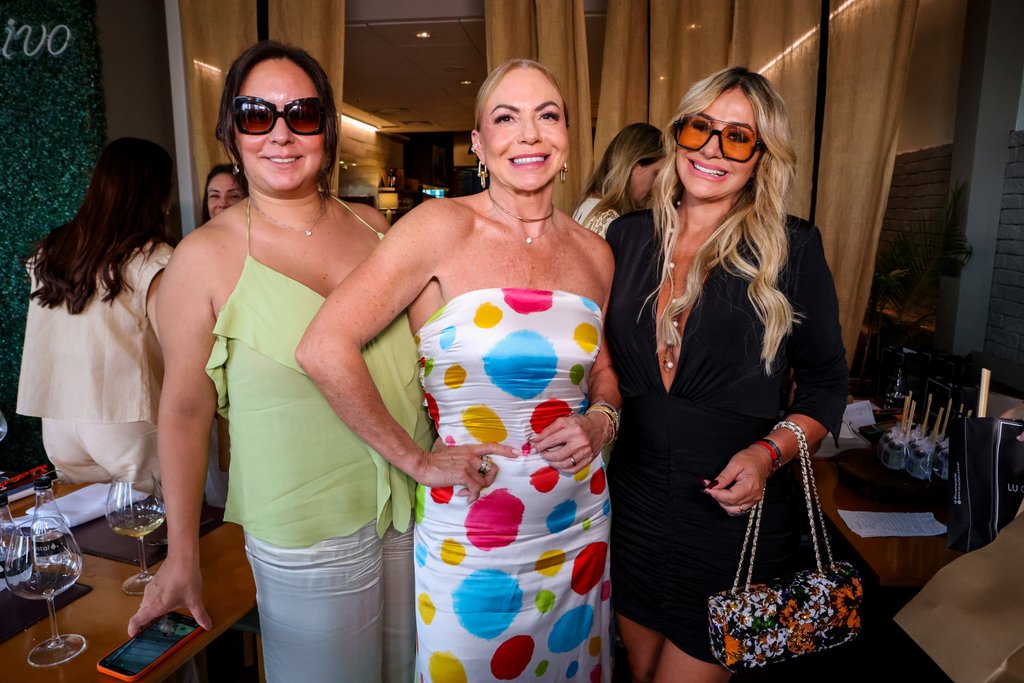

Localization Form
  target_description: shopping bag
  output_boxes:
[946,417,1024,552]
[895,510,1024,683]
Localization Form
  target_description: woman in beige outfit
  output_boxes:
[17,137,176,483]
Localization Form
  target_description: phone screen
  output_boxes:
[99,613,199,676]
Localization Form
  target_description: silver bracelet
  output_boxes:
[773,419,807,466]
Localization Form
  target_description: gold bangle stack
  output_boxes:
[585,402,621,446]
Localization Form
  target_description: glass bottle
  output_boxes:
[0,490,15,585]
[32,474,63,521]
[883,364,907,410]
[31,475,65,559]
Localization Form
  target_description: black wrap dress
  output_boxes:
[604,210,848,663]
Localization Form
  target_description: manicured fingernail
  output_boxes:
[701,479,719,490]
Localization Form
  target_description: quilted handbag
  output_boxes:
[708,421,864,670]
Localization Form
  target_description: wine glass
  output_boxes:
[4,515,87,667]
[105,470,164,595]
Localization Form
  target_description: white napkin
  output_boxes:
[23,482,112,527]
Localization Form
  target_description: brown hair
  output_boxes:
[201,163,248,223]
[28,137,175,314]
[574,122,663,219]
[215,40,338,197]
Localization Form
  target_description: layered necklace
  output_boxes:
[660,261,682,373]
[250,197,327,237]
[488,191,554,245]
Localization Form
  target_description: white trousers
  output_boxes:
[244,521,415,683]
[41,418,158,483]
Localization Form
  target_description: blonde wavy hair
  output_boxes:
[573,122,663,220]
[651,66,797,373]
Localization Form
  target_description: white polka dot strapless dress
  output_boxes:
[413,288,612,683]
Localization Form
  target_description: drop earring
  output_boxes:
[478,160,488,189]
[233,164,240,174]
[560,162,568,183]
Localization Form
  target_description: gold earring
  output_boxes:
[560,162,568,183]
[478,160,488,189]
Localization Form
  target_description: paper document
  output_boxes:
[843,400,877,429]
[837,510,947,538]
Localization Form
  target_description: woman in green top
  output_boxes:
[127,42,501,683]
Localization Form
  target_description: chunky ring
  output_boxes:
[477,455,492,476]
[569,456,577,467]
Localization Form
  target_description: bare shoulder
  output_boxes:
[564,213,614,273]
[166,216,244,286]
[388,196,476,242]
[340,199,390,235]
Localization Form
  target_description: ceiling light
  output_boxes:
[459,80,473,85]
[415,31,431,39]
[341,115,377,134]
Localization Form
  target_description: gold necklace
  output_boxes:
[661,260,681,373]
[488,191,554,245]
[250,197,327,237]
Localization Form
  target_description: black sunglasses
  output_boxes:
[233,96,325,136]
[673,113,763,162]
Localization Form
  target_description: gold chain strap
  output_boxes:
[731,419,835,592]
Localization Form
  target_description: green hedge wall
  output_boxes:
[0,1,106,473]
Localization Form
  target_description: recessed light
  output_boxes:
[416,31,431,39]
[459,80,473,85]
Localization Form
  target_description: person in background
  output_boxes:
[572,122,664,237]
[127,41,433,683]
[198,163,248,507]
[17,137,176,483]
[298,58,619,681]
[201,163,247,223]
[603,67,848,681]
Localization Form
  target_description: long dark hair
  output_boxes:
[28,137,176,314]
[215,40,338,197]
[201,163,248,223]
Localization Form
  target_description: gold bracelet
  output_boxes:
[585,402,620,446]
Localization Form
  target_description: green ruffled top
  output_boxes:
[206,205,433,547]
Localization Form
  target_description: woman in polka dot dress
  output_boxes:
[299,59,620,682]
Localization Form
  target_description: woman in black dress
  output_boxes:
[604,67,847,681]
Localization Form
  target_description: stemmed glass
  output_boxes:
[4,515,87,667]
[105,470,165,595]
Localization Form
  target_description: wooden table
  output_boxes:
[2,484,256,682]
[812,457,962,587]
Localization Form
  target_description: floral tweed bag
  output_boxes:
[708,420,863,670]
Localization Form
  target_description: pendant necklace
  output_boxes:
[488,191,554,245]
[661,261,681,373]
[250,197,327,237]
